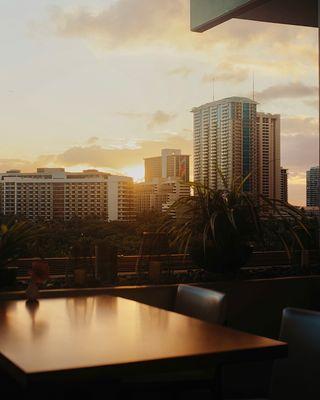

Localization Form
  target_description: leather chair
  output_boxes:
[232,307,320,400]
[270,307,320,400]
[174,284,227,325]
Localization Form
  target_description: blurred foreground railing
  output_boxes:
[12,250,320,280]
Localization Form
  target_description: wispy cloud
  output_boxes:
[304,98,319,109]
[86,136,99,145]
[0,158,35,172]
[288,172,306,186]
[202,62,250,83]
[256,82,318,102]
[115,111,147,119]
[115,110,176,129]
[282,116,318,135]
[280,115,318,178]
[147,110,176,129]
[45,1,188,49]
[282,132,318,172]
[168,66,193,77]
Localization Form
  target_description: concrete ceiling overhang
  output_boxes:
[191,0,318,32]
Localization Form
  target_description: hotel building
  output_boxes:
[134,180,190,215]
[145,149,190,183]
[138,148,191,215]
[0,168,135,222]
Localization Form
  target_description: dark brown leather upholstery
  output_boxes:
[270,307,320,400]
[174,284,227,325]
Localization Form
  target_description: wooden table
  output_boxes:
[0,295,287,389]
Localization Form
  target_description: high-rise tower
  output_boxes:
[192,97,258,192]
[307,166,320,206]
[280,167,288,203]
[256,112,281,200]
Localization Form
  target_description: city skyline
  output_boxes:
[0,0,318,206]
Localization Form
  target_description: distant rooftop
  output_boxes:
[192,96,258,112]
[0,168,133,181]
[37,168,65,173]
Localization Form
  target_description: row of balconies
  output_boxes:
[14,195,52,199]
[64,208,107,212]
[15,188,52,191]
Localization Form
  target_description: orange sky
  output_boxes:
[0,0,318,205]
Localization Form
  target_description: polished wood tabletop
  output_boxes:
[0,295,287,386]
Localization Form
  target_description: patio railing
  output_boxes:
[12,250,319,280]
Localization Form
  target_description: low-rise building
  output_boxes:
[0,168,135,222]
[144,149,190,183]
[134,179,190,215]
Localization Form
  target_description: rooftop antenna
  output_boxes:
[212,77,215,102]
[252,71,255,101]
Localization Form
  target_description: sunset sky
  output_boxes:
[0,0,318,205]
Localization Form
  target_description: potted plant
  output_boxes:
[26,259,49,302]
[161,175,311,276]
[0,217,40,288]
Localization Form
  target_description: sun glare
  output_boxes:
[122,165,144,182]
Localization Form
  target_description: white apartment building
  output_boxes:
[192,97,281,199]
[192,97,258,192]
[0,168,134,222]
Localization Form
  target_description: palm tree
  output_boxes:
[0,216,41,268]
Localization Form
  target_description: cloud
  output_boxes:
[86,136,99,145]
[115,109,176,129]
[255,82,318,102]
[147,110,176,129]
[280,127,318,206]
[287,172,307,206]
[288,172,306,186]
[57,132,192,169]
[0,134,192,173]
[182,128,192,136]
[46,1,188,49]
[202,62,250,83]
[40,1,316,56]
[168,66,193,77]
[115,112,147,119]
[281,132,318,173]
[304,98,319,109]
[0,158,35,172]
[282,116,318,135]
[280,115,318,175]
[0,154,57,173]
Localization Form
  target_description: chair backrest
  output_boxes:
[174,284,226,325]
[270,307,320,400]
